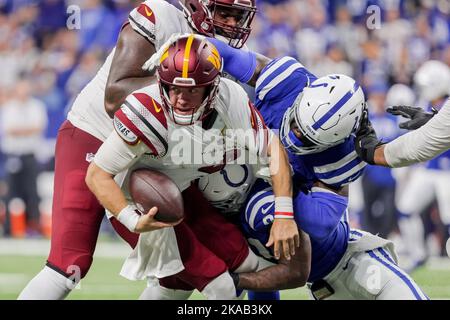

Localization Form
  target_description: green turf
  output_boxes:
[1,255,449,300]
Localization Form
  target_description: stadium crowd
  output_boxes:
[0,0,449,263]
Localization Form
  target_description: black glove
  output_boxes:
[230,272,240,289]
[387,105,437,130]
[355,110,384,165]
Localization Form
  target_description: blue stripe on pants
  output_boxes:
[367,250,425,300]
[377,247,395,265]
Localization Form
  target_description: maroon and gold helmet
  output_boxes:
[180,0,257,49]
[157,35,222,125]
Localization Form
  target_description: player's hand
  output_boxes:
[266,219,300,260]
[134,207,182,233]
[354,109,384,165]
[387,105,437,130]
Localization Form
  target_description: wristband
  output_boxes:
[117,205,141,232]
[274,196,294,219]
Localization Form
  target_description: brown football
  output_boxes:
[129,169,184,223]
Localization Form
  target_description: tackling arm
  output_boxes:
[266,135,300,260]
[104,24,157,118]
[206,38,271,86]
[234,230,311,291]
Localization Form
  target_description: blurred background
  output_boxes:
[0,0,450,299]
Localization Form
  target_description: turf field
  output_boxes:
[1,239,449,300]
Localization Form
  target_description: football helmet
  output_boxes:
[180,0,257,48]
[157,35,222,125]
[414,60,450,102]
[198,164,255,214]
[280,74,366,155]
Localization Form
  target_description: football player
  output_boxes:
[234,180,428,299]
[85,36,302,300]
[198,163,427,299]
[18,0,259,300]
[194,38,368,300]
[359,61,450,272]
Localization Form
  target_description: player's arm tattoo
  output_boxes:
[105,24,157,118]
[247,53,272,87]
[236,230,311,291]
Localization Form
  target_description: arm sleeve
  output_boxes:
[94,130,147,175]
[293,187,348,241]
[384,98,450,167]
[207,37,257,83]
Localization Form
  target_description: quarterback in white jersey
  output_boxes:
[86,36,299,299]
[18,0,258,300]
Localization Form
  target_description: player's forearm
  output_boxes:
[373,145,389,166]
[85,162,128,217]
[269,137,292,198]
[105,76,156,117]
[236,231,311,291]
[237,264,305,291]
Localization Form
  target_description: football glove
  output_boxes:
[387,105,437,130]
[355,110,384,165]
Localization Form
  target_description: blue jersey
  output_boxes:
[254,56,367,190]
[242,180,349,282]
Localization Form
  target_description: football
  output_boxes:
[129,169,184,223]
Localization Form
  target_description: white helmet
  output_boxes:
[198,164,255,214]
[386,84,416,106]
[414,60,450,102]
[280,74,366,155]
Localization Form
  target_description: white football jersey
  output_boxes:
[67,0,192,142]
[94,78,272,192]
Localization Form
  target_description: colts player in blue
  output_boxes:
[206,38,365,299]
[204,38,428,300]
[199,164,428,299]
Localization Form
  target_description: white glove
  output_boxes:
[142,33,206,72]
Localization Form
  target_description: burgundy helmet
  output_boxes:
[157,35,222,125]
[180,0,257,49]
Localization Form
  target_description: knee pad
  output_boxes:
[201,271,237,300]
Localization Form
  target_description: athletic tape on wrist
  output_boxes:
[117,205,141,232]
[274,196,294,219]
